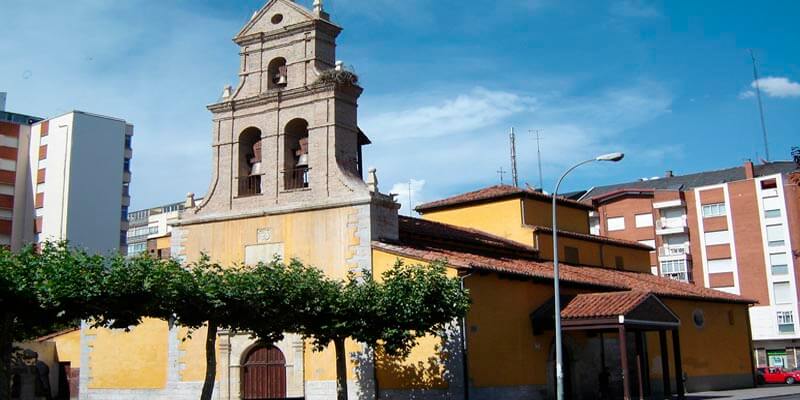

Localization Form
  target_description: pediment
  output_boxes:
[236,0,316,39]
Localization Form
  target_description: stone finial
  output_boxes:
[221,85,233,100]
[185,192,196,208]
[366,167,378,192]
[335,60,344,71]
[313,0,323,14]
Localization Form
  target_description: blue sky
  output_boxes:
[1,0,798,213]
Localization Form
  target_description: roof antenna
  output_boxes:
[497,167,506,185]
[530,129,544,190]
[407,180,413,216]
[750,49,770,162]
[509,127,519,187]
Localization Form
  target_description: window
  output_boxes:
[766,225,785,248]
[771,253,789,276]
[702,203,726,218]
[704,230,730,246]
[763,196,782,219]
[707,258,734,274]
[238,127,263,197]
[125,134,132,149]
[127,242,146,255]
[635,213,653,228]
[283,119,309,190]
[761,179,777,189]
[589,217,600,235]
[777,311,795,334]
[564,246,580,264]
[773,282,792,304]
[607,216,625,231]
[120,206,129,221]
[123,159,131,172]
[660,259,689,282]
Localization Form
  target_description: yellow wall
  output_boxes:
[535,232,651,272]
[657,299,753,378]
[178,325,222,382]
[420,199,530,245]
[183,207,361,280]
[371,250,457,390]
[522,198,589,234]
[87,319,169,389]
[53,329,82,368]
[156,236,171,250]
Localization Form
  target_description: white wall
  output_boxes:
[64,112,127,254]
[32,113,73,244]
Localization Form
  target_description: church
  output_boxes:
[33,1,755,399]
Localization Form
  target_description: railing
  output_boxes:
[284,167,309,190]
[656,215,687,230]
[658,244,690,257]
[238,175,262,197]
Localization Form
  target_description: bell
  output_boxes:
[276,73,287,85]
[296,153,308,167]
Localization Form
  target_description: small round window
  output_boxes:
[692,309,705,329]
[271,14,283,24]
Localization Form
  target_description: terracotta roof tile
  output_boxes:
[373,217,753,304]
[560,291,650,320]
[415,184,593,212]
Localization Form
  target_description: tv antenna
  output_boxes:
[530,129,544,190]
[509,128,519,187]
[750,49,770,162]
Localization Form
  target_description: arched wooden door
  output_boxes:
[241,345,287,400]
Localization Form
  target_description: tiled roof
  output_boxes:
[560,291,650,320]
[581,161,798,200]
[415,184,593,212]
[530,225,654,251]
[374,217,753,304]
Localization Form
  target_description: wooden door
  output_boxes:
[242,345,287,400]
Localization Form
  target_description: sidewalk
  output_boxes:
[685,384,800,399]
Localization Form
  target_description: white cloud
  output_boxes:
[738,90,756,99]
[751,76,800,98]
[363,88,535,141]
[389,179,427,216]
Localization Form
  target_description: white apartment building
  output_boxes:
[23,111,133,254]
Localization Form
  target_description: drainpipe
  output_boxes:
[459,271,473,400]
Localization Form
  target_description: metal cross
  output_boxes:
[497,167,506,184]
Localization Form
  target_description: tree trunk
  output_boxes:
[200,321,218,400]
[0,315,12,400]
[334,337,348,400]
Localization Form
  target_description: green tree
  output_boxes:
[300,260,471,400]
[0,243,112,400]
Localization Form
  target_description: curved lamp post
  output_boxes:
[553,152,624,400]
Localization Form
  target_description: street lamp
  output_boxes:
[552,152,623,400]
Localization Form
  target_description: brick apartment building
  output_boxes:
[578,160,800,369]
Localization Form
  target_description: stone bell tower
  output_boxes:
[191,0,379,219]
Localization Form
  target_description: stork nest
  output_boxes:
[316,69,359,87]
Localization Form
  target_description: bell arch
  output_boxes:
[238,127,262,197]
[283,119,309,190]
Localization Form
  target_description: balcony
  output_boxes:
[284,167,309,190]
[658,244,691,259]
[237,174,262,197]
[655,216,688,235]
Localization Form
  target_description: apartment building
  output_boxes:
[0,103,43,249]
[579,160,800,369]
[24,111,133,254]
[126,198,197,258]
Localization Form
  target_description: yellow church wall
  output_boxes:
[654,299,753,379]
[535,233,602,267]
[178,325,221,382]
[52,329,82,368]
[182,206,361,280]
[420,199,531,245]
[370,250,457,390]
[182,205,368,385]
[522,198,590,234]
[87,318,169,389]
[601,244,651,273]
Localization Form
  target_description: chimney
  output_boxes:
[665,170,673,178]
[744,160,755,180]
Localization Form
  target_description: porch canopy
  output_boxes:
[531,291,685,400]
